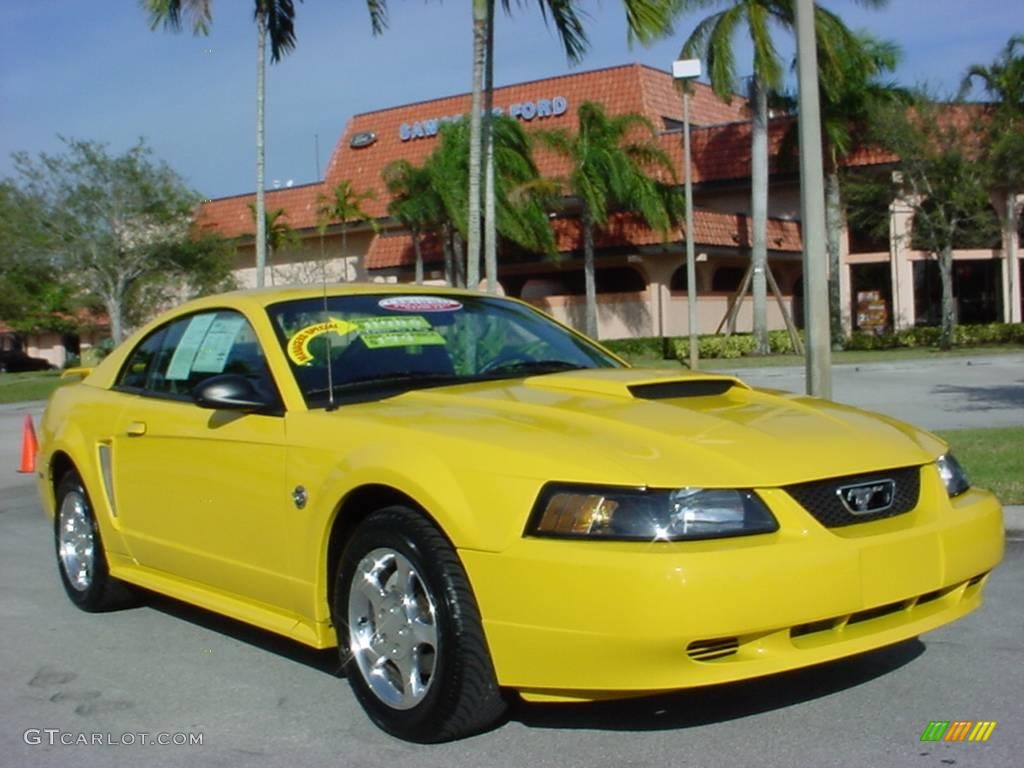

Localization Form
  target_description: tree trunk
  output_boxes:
[825,170,845,347]
[938,246,956,350]
[452,230,466,288]
[254,11,268,289]
[442,224,454,286]
[340,224,347,283]
[107,293,124,345]
[483,0,498,294]
[750,77,769,355]
[582,207,598,339]
[997,189,1020,323]
[413,227,424,285]
[467,0,487,290]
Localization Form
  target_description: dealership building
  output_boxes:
[201,63,1021,339]
[13,63,1019,366]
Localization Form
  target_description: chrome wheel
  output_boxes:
[347,547,438,710]
[58,490,94,592]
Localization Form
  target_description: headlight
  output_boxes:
[937,453,970,497]
[527,483,779,541]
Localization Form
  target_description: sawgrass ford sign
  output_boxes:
[400,96,569,141]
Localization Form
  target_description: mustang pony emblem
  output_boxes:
[837,479,896,515]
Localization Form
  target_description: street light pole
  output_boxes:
[794,0,832,398]
[673,59,702,370]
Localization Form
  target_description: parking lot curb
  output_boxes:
[1004,505,1024,534]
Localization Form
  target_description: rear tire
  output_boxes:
[55,471,136,612]
[335,506,507,742]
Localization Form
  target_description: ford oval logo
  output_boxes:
[350,131,377,149]
[836,479,896,515]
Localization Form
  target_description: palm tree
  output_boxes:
[962,35,1024,323]
[317,180,376,283]
[144,0,389,289]
[383,160,444,284]
[473,2,677,293]
[674,0,881,354]
[787,32,907,344]
[248,203,299,285]
[537,101,680,339]
[427,115,556,288]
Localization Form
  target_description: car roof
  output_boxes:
[177,283,490,315]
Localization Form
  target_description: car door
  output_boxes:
[110,309,293,609]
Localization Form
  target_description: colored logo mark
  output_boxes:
[920,721,997,742]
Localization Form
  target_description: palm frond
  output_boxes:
[502,1,589,62]
[365,0,389,34]
[143,0,212,34]
[747,2,782,90]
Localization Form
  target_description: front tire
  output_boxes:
[335,506,507,742]
[55,471,135,612]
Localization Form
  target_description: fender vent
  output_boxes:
[686,637,739,661]
[629,380,735,400]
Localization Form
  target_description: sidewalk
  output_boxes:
[1004,505,1024,535]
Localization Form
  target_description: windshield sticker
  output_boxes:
[378,296,463,313]
[288,315,448,363]
[288,319,359,364]
[361,330,445,349]
[192,315,246,373]
[165,313,217,380]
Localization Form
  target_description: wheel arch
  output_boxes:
[324,483,453,622]
[49,450,76,498]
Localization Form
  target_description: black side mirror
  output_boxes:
[192,374,270,411]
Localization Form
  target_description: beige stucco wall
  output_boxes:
[233,230,375,288]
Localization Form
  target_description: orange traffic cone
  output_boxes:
[18,414,38,474]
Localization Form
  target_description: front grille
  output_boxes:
[847,600,906,625]
[784,465,921,528]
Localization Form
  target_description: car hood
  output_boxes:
[332,368,945,488]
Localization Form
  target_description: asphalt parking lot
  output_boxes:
[1,356,1022,767]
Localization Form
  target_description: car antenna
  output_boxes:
[322,252,337,411]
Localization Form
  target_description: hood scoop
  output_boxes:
[523,368,747,400]
[628,379,737,400]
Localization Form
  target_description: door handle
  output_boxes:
[125,421,147,437]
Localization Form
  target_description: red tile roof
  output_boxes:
[365,209,802,270]
[198,64,750,235]
[194,182,324,239]
[195,62,897,245]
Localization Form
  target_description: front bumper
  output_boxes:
[461,474,1004,702]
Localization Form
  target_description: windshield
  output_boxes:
[266,293,621,408]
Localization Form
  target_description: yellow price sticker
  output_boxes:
[287,319,358,364]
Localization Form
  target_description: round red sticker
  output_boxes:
[378,296,463,312]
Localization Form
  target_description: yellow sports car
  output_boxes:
[36,285,1003,742]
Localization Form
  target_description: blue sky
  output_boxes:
[0,1,1016,200]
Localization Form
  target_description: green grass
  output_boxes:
[937,427,1024,505]
[0,371,71,404]
[618,344,1024,370]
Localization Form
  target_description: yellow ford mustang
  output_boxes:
[37,285,1003,742]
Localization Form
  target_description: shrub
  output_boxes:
[681,322,1024,362]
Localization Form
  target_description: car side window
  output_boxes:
[117,328,167,390]
[118,310,279,406]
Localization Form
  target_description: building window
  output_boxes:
[711,266,746,292]
[520,267,647,298]
[670,266,687,291]
[850,263,892,333]
[912,259,1003,326]
[910,202,1001,251]
[848,219,890,254]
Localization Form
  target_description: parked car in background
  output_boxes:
[0,349,53,373]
